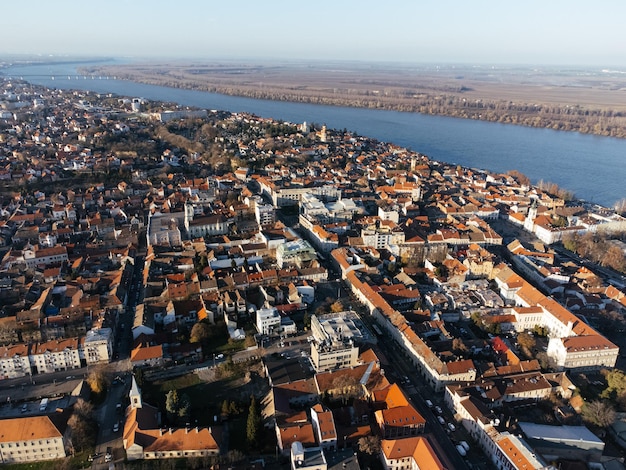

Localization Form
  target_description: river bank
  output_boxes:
[3,60,625,206]
[83,62,626,139]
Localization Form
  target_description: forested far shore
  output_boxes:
[84,65,626,139]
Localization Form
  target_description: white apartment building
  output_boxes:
[81,328,113,365]
[276,239,317,268]
[266,183,341,207]
[547,335,619,371]
[30,339,81,374]
[0,344,31,379]
[0,416,67,463]
[360,222,405,251]
[256,307,281,335]
[310,313,361,372]
[254,201,276,227]
[185,214,231,238]
[311,343,359,373]
[23,246,68,269]
[496,266,618,371]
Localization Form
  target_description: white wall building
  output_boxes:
[276,239,317,268]
[256,307,281,335]
[0,416,67,463]
[0,344,31,379]
[81,328,113,365]
[29,339,81,374]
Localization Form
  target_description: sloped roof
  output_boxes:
[0,415,63,442]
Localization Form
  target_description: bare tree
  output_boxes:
[452,338,468,355]
[358,435,381,455]
[517,332,536,351]
[582,400,615,428]
[86,367,109,396]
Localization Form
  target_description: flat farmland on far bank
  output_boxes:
[84,61,626,138]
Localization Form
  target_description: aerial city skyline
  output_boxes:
[2,0,626,66]
[1,1,626,469]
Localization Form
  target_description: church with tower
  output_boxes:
[123,375,220,461]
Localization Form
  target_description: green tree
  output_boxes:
[246,395,261,448]
[601,369,626,400]
[166,389,180,419]
[221,400,230,419]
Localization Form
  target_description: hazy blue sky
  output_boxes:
[2,0,625,66]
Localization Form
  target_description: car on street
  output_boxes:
[113,421,119,432]
[112,375,125,385]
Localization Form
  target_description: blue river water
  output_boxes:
[3,61,625,207]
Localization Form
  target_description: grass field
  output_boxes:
[144,360,267,427]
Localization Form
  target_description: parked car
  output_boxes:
[437,416,445,425]
[434,406,443,414]
[113,422,119,433]
[447,422,456,432]
[425,400,433,408]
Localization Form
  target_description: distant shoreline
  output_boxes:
[82,62,626,139]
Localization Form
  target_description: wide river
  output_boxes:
[3,61,625,207]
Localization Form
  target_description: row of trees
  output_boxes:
[93,66,626,139]
[68,399,98,453]
[563,232,626,273]
[579,369,626,429]
[536,180,575,201]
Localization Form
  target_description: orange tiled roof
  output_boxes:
[141,427,219,453]
[496,436,535,469]
[0,415,63,442]
[278,422,315,449]
[381,436,444,469]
